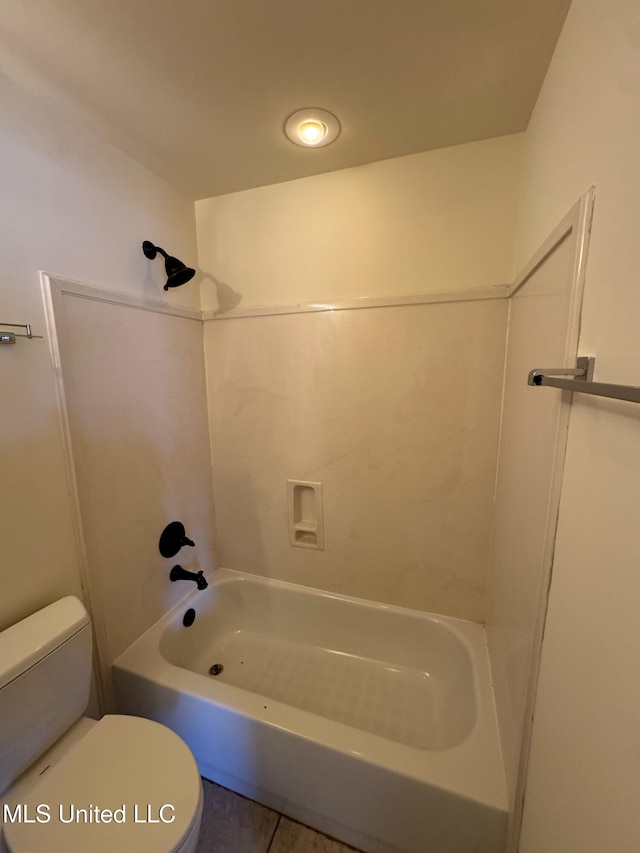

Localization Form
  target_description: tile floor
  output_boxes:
[196,779,364,853]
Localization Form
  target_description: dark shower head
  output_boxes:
[142,241,196,290]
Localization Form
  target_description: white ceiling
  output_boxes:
[0,0,571,199]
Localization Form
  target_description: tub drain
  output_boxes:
[209,663,224,676]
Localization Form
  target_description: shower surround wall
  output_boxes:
[197,132,522,620]
[204,297,507,621]
[45,277,216,706]
[484,194,592,834]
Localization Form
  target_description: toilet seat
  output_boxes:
[3,715,202,853]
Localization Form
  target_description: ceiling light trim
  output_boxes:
[285,108,341,148]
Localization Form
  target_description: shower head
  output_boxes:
[142,241,196,290]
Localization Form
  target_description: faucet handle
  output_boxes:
[159,521,196,558]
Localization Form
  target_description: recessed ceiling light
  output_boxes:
[285,108,341,148]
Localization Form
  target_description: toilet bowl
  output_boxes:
[0,598,203,853]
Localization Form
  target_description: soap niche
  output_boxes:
[287,480,324,550]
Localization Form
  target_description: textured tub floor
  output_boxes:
[196,779,363,853]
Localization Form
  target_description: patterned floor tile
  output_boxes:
[268,816,363,853]
[196,779,279,853]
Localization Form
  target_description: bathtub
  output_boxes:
[113,569,507,853]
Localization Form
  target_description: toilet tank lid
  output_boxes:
[0,596,90,690]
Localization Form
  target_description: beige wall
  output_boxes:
[0,70,200,635]
[196,134,523,312]
[514,1,640,850]
[204,297,507,621]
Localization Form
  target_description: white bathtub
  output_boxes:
[113,569,507,853]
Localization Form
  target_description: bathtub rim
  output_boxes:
[113,567,508,813]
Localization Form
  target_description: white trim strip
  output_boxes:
[46,274,507,323]
[507,195,590,298]
[202,286,509,321]
[46,274,202,321]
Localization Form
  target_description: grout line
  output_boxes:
[265,814,281,852]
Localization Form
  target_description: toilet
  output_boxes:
[0,596,203,853]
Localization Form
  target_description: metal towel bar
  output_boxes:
[528,357,640,405]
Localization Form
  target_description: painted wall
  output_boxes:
[204,297,507,621]
[514,1,640,850]
[0,69,200,636]
[196,134,523,311]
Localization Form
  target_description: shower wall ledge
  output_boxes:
[44,274,202,321]
[46,275,508,323]
[202,286,509,321]
[42,273,504,320]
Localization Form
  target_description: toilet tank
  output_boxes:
[0,596,92,795]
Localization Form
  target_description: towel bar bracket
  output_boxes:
[528,356,595,387]
[0,322,43,344]
[528,357,640,405]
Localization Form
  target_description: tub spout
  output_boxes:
[170,565,208,590]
